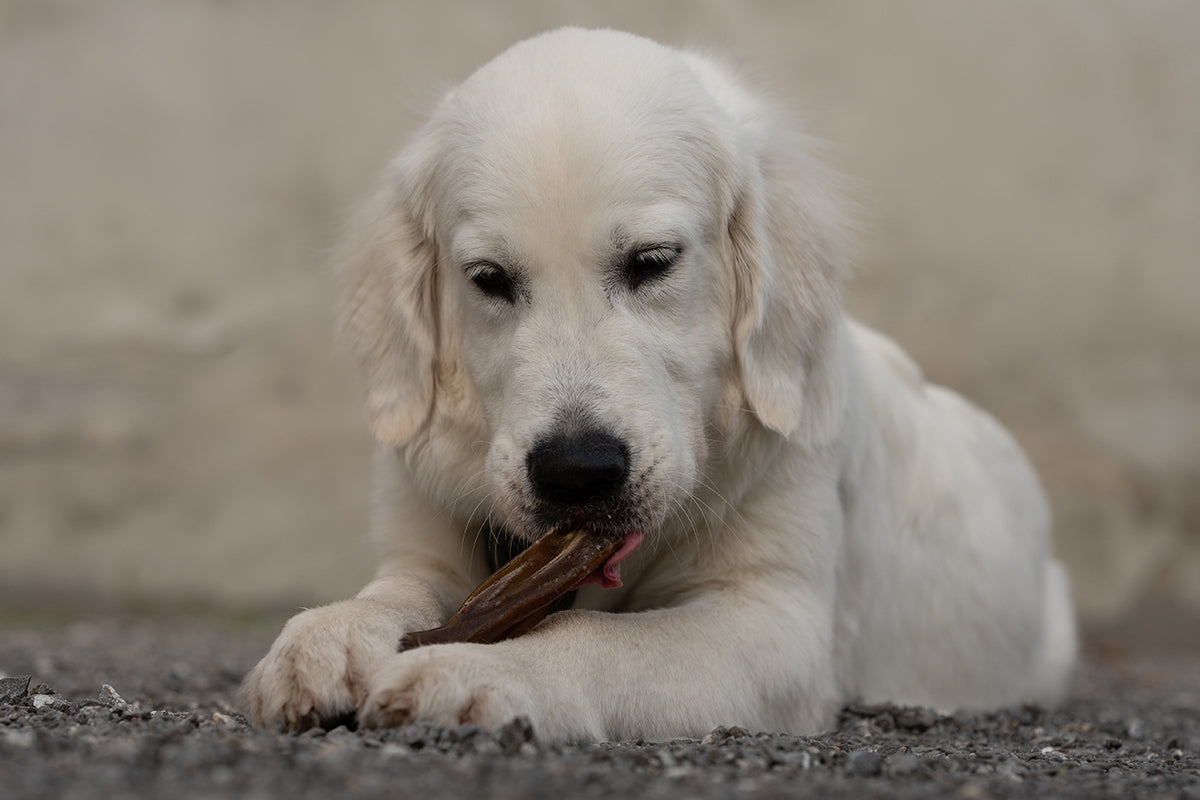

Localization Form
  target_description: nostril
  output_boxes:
[526,429,630,507]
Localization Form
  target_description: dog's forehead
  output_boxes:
[428,33,733,223]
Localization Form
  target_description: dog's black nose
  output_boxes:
[526,430,630,507]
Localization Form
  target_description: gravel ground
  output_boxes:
[1,617,1197,800]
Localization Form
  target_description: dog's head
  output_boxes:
[336,28,849,541]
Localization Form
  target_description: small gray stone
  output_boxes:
[997,757,1027,781]
[0,674,32,705]
[29,683,75,713]
[702,725,751,745]
[31,694,57,709]
[496,716,535,754]
[956,781,988,800]
[97,684,132,711]
[0,729,35,748]
[896,706,937,731]
[848,749,883,777]
[886,752,922,777]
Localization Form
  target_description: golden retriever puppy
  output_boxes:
[241,27,1076,740]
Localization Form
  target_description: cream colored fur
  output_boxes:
[241,28,1076,741]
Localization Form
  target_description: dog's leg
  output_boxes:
[241,444,492,730]
[357,582,839,741]
[239,568,469,731]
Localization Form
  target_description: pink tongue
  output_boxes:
[573,531,644,589]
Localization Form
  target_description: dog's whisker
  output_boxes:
[691,472,746,540]
[465,494,500,557]
[438,468,489,515]
[451,472,501,567]
[659,481,709,561]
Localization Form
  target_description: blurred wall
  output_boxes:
[1,1,1196,645]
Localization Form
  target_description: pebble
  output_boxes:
[885,752,922,777]
[28,687,75,713]
[997,757,1027,781]
[848,748,883,776]
[956,781,988,800]
[496,716,535,754]
[1,729,36,748]
[896,706,937,731]
[97,684,134,712]
[701,725,751,745]
[0,674,32,704]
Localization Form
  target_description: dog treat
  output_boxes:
[399,528,624,651]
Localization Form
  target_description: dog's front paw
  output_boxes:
[358,645,539,732]
[240,599,407,731]
[360,643,604,740]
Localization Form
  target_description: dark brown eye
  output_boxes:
[467,262,517,304]
[624,245,681,291]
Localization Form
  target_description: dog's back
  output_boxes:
[834,321,1076,709]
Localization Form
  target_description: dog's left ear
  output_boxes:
[332,130,448,446]
[725,128,850,444]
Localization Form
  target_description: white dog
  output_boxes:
[241,28,1076,741]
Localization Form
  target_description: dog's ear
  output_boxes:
[727,130,850,444]
[334,141,442,446]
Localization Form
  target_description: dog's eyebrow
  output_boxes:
[609,213,695,252]
[450,233,522,272]
[622,240,685,255]
[610,234,688,264]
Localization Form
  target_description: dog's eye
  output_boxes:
[466,262,517,304]
[624,245,681,291]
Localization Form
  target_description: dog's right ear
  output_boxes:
[334,141,441,446]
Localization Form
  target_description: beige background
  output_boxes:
[2,1,1197,647]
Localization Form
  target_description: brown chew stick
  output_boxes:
[399,528,623,651]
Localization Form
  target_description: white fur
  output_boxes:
[241,28,1076,740]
